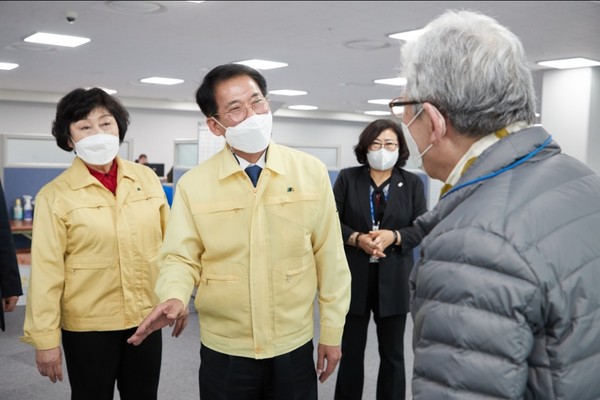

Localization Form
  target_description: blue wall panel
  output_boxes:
[3,167,65,212]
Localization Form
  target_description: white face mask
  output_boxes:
[402,107,432,171]
[216,113,273,154]
[367,148,399,171]
[73,133,120,165]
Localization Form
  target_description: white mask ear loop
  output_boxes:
[406,107,424,128]
[212,117,227,131]
[414,107,433,159]
[420,143,433,158]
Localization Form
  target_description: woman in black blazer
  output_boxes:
[333,119,427,400]
[0,178,22,332]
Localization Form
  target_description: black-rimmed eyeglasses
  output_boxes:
[388,98,421,119]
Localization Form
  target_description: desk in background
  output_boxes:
[10,220,32,304]
[10,220,33,253]
[10,219,33,239]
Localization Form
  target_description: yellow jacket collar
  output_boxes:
[218,140,286,181]
[67,156,137,190]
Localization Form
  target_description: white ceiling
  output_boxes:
[1,1,599,119]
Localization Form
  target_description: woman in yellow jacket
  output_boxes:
[21,88,181,400]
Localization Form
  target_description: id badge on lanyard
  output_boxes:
[369,186,387,264]
[369,223,379,263]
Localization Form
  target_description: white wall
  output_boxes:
[541,67,594,167]
[0,101,56,134]
[0,100,201,171]
[273,116,366,169]
[4,65,598,184]
[125,107,200,168]
[0,99,373,173]
[587,68,600,174]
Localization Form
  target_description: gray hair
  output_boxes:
[400,10,536,137]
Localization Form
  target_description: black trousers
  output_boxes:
[335,263,408,400]
[62,327,162,400]
[335,312,407,400]
[199,340,317,400]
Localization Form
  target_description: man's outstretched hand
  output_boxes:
[127,298,188,346]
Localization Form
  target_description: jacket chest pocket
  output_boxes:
[191,200,253,251]
[264,193,320,256]
[65,205,118,253]
[123,194,166,251]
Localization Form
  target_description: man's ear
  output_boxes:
[67,136,75,150]
[423,102,447,143]
[206,117,225,137]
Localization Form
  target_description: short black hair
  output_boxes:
[353,119,409,167]
[51,87,129,152]
[195,64,268,118]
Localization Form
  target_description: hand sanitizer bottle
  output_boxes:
[23,195,33,221]
[13,198,23,220]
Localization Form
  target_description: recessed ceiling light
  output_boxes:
[368,99,392,105]
[0,62,19,70]
[374,77,407,86]
[388,28,426,41]
[344,40,389,50]
[269,90,308,96]
[86,86,117,94]
[288,105,318,111]
[364,110,391,116]
[105,1,164,14]
[537,57,600,69]
[235,59,288,70]
[140,77,184,85]
[24,32,91,48]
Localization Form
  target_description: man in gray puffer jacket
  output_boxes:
[390,10,600,400]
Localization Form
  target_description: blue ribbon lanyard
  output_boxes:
[368,186,388,263]
[441,135,553,200]
[369,186,389,230]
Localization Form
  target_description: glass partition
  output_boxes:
[174,139,198,168]
[280,144,341,170]
[2,134,131,167]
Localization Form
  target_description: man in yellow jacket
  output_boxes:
[128,63,351,399]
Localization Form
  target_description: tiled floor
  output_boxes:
[1,254,414,399]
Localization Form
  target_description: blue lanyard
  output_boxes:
[369,185,389,225]
[441,135,553,200]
